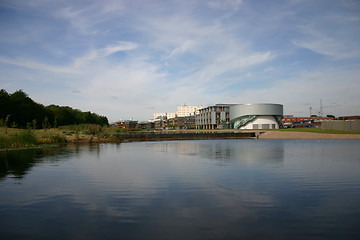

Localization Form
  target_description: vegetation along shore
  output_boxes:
[1,126,360,150]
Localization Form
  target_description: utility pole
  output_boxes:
[309,106,312,117]
[320,99,323,117]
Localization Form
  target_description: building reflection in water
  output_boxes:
[148,139,284,166]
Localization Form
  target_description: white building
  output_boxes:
[152,112,176,121]
[176,105,203,117]
[229,104,283,129]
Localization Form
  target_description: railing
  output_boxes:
[114,131,258,141]
[233,115,256,129]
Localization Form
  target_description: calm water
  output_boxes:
[1,139,360,240]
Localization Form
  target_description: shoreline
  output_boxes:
[2,130,360,150]
[257,131,360,139]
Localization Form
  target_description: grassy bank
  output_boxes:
[275,128,360,134]
[1,126,359,149]
[0,128,37,148]
[0,125,123,149]
[0,128,66,149]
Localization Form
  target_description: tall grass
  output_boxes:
[0,128,67,149]
[36,130,67,144]
[0,129,37,148]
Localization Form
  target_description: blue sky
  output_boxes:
[1,0,359,121]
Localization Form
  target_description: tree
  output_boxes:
[1,89,109,128]
[42,116,50,129]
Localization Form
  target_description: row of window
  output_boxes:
[253,124,276,129]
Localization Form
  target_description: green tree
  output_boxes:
[1,89,109,128]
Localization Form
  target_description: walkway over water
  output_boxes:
[115,131,260,141]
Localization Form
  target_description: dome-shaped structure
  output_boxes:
[230,103,283,129]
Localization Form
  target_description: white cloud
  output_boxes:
[292,7,360,59]
[264,66,275,72]
[0,57,79,74]
[182,50,274,88]
[55,1,125,35]
[74,42,138,67]
[226,66,360,116]
[207,0,243,10]
[293,31,360,59]
[163,40,196,60]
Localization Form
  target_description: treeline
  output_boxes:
[0,89,108,129]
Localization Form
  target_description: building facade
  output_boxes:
[166,116,196,129]
[116,120,138,129]
[152,112,176,121]
[195,104,232,129]
[176,105,203,117]
[229,104,283,129]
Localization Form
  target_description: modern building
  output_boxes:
[195,104,232,129]
[155,103,283,130]
[229,104,283,129]
[196,103,283,130]
[176,105,203,117]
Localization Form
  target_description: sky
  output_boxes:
[0,0,359,122]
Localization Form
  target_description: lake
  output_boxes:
[1,139,360,240]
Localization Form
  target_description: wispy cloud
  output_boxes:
[207,0,243,10]
[74,41,138,67]
[290,2,360,59]
[0,57,79,74]
[293,25,360,59]
[55,1,125,35]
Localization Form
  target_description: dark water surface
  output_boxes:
[1,139,360,240]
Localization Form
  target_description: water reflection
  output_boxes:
[0,147,74,180]
[0,144,122,180]
[148,139,284,166]
[1,140,360,240]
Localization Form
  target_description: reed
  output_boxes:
[0,129,37,148]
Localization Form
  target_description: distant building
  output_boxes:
[338,116,360,120]
[136,121,155,129]
[116,120,138,129]
[282,116,334,124]
[152,113,176,121]
[176,105,203,117]
[152,105,202,123]
[166,115,196,129]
